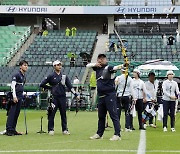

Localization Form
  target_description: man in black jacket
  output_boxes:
[87,54,125,141]
[40,60,79,135]
[6,60,28,136]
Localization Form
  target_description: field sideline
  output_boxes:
[0,110,180,154]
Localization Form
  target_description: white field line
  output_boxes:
[137,130,146,154]
[0,149,180,153]
[0,149,137,153]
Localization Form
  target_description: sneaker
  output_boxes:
[0,130,6,135]
[14,131,23,135]
[90,134,102,140]
[171,128,176,132]
[109,135,121,141]
[63,130,70,135]
[150,124,156,128]
[144,124,147,129]
[125,128,132,132]
[48,130,54,136]
[163,127,167,132]
[5,130,15,136]
[131,127,135,131]
[139,127,146,130]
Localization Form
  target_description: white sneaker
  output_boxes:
[150,124,156,128]
[63,130,70,135]
[48,130,54,136]
[144,124,147,129]
[90,134,102,140]
[109,135,121,141]
[163,127,167,132]
[125,128,132,132]
[171,128,176,132]
[0,130,6,135]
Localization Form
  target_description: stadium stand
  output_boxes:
[120,0,172,6]
[0,0,28,5]
[2,30,97,85]
[0,26,31,66]
[108,34,180,62]
[49,0,100,6]
[0,66,85,86]
[18,30,97,66]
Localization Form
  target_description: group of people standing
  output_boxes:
[3,54,180,142]
[4,60,79,136]
[65,27,77,37]
[87,54,179,141]
[162,31,180,46]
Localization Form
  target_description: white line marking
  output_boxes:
[137,130,146,154]
[0,149,180,153]
[0,149,137,153]
[147,150,180,153]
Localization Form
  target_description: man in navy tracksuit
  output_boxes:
[5,60,28,136]
[40,60,79,135]
[87,54,124,141]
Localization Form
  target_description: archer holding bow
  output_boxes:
[87,53,128,141]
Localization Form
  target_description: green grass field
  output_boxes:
[0,110,180,154]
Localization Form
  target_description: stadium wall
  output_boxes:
[0,14,108,33]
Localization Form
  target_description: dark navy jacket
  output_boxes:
[12,70,26,97]
[40,72,73,97]
[93,65,116,95]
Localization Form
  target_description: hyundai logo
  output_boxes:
[116,7,126,13]
[6,7,17,12]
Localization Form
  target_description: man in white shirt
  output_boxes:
[115,68,133,131]
[145,72,159,128]
[73,76,80,92]
[131,69,147,130]
[162,70,179,132]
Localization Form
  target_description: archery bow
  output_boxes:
[114,29,129,96]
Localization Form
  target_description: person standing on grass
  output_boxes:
[144,72,159,128]
[115,68,133,132]
[162,70,179,132]
[40,60,79,136]
[131,69,147,130]
[87,53,127,141]
[5,60,28,136]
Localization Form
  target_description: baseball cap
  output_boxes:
[53,60,62,66]
[166,70,175,76]
[133,69,141,74]
[97,54,106,58]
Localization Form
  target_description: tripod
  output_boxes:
[37,116,46,134]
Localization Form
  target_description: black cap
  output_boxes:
[148,72,155,77]
[97,54,106,58]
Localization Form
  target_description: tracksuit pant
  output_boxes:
[135,99,144,129]
[97,92,120,137]
[6,96,23,132]
[117,96,133,129]
[163,100,176,128]
[48,96,68,132]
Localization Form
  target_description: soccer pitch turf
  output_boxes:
[0,110,180,154]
